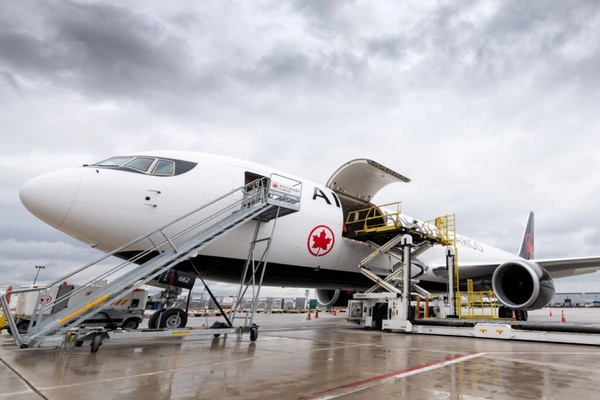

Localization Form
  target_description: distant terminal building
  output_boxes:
[551,282,600,307]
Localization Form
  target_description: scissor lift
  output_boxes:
[344,202,457,331]
[0,174,302,352]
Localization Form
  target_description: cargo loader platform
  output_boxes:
[404,317,600,346]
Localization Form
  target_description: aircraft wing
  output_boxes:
[535,257,600,279]
[432,257,600,281]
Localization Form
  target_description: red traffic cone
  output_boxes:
[333,309,337,316]
[315,308,319,319]
[306,310,312,320]
[561,310,567,323]
[511,310,516,321]
[549,309,553,317]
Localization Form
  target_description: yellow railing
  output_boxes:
[345,203,455,247]
[345,202,403,234]
[457,279,499,319]
[432,214,456,247]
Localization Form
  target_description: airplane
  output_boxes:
[17,151,600,327]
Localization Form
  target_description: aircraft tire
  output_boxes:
[517,310,528,321]
[148,309,166,329]
[373,303,388,331]
[75,340,84,347]
[158,308,188,329]
[121,318,140,330]
[90,334,102,353]
[16,320,30,335]
[250,327,258,342]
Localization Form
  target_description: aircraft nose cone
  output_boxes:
[20,168,83,228]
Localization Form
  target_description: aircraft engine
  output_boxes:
[315,289,354,307]
[491,260,555,310]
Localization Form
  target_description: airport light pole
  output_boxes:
[33,265,45,285]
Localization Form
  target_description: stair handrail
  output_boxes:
[0,178,270,324]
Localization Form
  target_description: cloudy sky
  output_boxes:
[2,0,600,297]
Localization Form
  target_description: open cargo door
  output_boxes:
[326,159,410,234]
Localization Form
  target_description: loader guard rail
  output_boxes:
[344,202,455,246]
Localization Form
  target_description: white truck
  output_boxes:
[7,282,148,335]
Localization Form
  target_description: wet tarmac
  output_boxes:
[2,309,600,399]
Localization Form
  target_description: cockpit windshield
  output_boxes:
[90,155,196,176]
[152,159,175,175]
[94,156,134,167]
[124,157,154,172]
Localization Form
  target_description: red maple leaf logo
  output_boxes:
[307,225,335,257]
[312,229,332,251]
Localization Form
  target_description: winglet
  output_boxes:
[518,211,535,259]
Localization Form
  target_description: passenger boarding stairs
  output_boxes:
[1,175,301,349]
[344,202,455,295]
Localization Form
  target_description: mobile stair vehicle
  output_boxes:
[0,175,301,352]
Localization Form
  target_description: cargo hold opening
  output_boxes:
[325,159,411,237]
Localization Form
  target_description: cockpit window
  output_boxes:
[124,157,155,172]
[93,156,134,166]
[89,155,197,176]
[152,160,174,175]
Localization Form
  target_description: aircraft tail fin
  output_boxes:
[518,211,535,259]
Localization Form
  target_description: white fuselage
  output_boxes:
[20,151,521,289]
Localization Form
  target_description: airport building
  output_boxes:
[552,282,600,306]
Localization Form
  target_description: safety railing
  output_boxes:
[457,279,499,319]
[0,176,300,345]
[345,202,455,247]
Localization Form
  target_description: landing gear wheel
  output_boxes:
[373,304,388,331]
[158,308,188,329]
[250,327,258,342]
[148,309,166,329]
[75,340,84,347]
[121,318,140,330]
[16,320,30,335]
[213,334,221,338]
[499,306,510,319]
[90,335,103,353]
[515,310,528,321]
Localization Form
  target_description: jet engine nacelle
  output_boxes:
[315,289,354,307]
[491,260,555,310]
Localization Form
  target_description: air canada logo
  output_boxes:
[307,225,335,257]
[525,233,534,259]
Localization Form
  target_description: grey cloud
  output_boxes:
[243,48,367,90]
[0,1,195,100]
[0,32,49,74]
[366,36,407,60]
[1,71,25,99]
[357,1,600,91]
[292,0,353,23]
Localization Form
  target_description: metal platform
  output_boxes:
[410,318,600,346]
